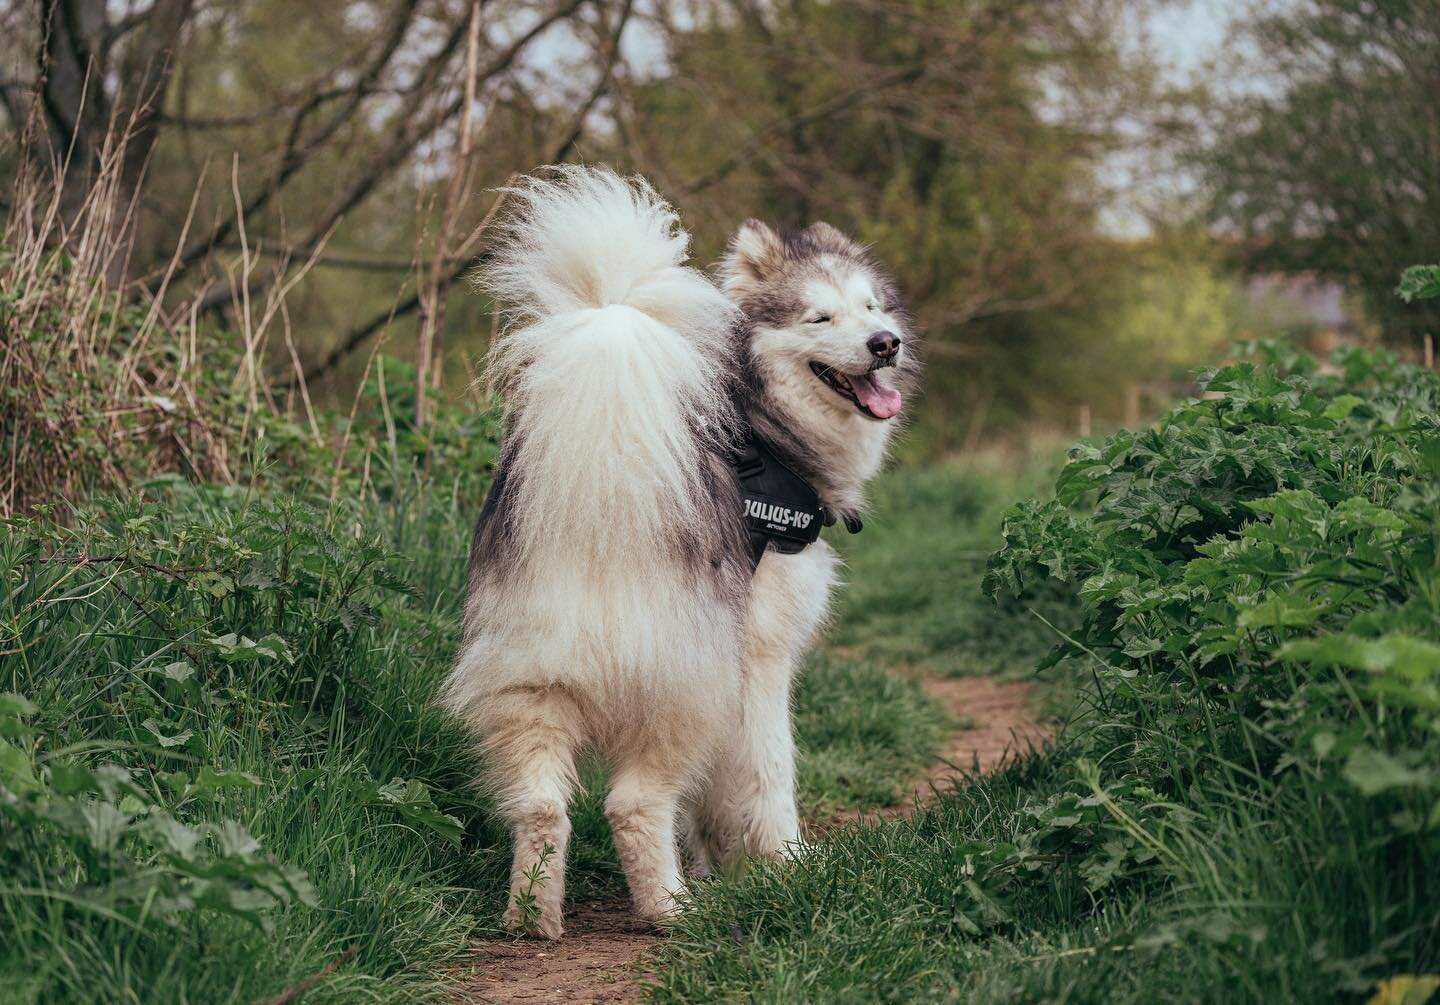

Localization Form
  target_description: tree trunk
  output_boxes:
[36,0,193,285]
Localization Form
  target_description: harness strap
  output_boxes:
[733,435,851,572]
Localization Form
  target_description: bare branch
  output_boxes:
[214,241,449,272]
[188,0,592,315]
[300,1,622,388]
[678,62,925,195]
[148,0,430,291]
[416,0,487,427]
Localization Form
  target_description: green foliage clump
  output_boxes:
[652,335,1440,1002]
[986,339,1440,857]
[0,411,507,1000]
[980,339,1440,993]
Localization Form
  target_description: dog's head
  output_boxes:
[721,219,917,423]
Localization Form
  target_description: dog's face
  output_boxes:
[721,220,916,423]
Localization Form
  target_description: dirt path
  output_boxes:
[452,674,1045,1004]
[455,900,656,1003]
[818,675,1047,832]
[908,676,1048,802]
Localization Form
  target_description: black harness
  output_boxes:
[733,435,860,571]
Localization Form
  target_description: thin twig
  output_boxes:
[679,63,925,194]
[299,0,621,386]
[417,0,484,429]
[262,944,359,1005]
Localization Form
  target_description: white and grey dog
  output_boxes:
[442,165,917,938]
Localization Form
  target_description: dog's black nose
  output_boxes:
[866,331,901,359]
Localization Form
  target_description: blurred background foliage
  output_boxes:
[1,0,1437,473]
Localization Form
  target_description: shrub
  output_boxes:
[0,399,503,999]
[983,335,1440,989]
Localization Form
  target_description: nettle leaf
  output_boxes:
[1322,395,1365,421]
[0,739,39,794]
[375,777,464,846]
[146,814,203,859]
[1079,836,1132,891]
[48,761,97,795]
[1121,635,1164,659]
[1342,746,1432,797]
[211,818,263,857]
[1415,436,1440,476]
[1331,497,1407,536]
[142,718,194,749]
[190,572,235,599]
[192,766,263,793]
[0,692,38,739]
[239,560,279,590]
[156,661,195,683]
[1237,592,1322,630]
[1245,489,1328,525]
[0,692,38,719]
[76,800,132,853]
[1395,264,1440,303]
[1282,634,1440,679]
[206,633,294,665]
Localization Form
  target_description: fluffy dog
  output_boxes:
[442,165,917,938]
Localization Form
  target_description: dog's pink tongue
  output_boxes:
[851,373,902,419]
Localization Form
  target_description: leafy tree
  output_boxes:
[620,0,1179,444]
[1201,0,1440,345]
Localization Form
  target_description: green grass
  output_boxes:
[0,439,981,1002]
[656,745,1411,1002]
[1,484,503,1003]
[651,727,1440,1004]
[827,458,1070,680]
[793,652,952,817]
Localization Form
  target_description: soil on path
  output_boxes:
[455,899,656,1004]
[452,674,1046,1004]
[895,675,1048,814]
[815,675,1048,833]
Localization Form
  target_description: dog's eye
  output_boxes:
[807,315,831,325]
[866,301,878,311]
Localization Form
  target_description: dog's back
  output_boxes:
[442,167,749,936]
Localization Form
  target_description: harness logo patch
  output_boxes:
[744,498,813,531]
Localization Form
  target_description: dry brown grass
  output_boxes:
[0,106,333,516]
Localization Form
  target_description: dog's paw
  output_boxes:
[631,888,684,927]
[502,902,564,940]
[751,838,808,864]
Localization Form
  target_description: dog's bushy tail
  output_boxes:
[478,165,739,567]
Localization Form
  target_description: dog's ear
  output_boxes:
[721,218,785,298]
[804,221,864,257]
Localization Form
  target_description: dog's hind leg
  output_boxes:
[479,686,584,940]
[605,740,703,923]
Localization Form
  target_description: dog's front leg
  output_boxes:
[731,651,803,859]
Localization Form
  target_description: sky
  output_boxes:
[1099,0,1252,234]
[1146,0,1240,81]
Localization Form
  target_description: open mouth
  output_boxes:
[809,362,903,420]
